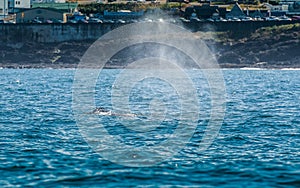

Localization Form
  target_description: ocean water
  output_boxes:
[0,69,299,187]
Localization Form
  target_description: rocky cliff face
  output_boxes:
[215,24,300,68]
[0,41,92,68]
[0,24,299,69]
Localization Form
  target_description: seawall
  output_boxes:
[0,23,119,43]
[0,21,299,43]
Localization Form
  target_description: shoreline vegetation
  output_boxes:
[75,1,267,14]
[0,23,299,69]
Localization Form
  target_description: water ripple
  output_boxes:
[0,69,299,187]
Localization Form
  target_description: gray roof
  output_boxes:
[250,10,264,17]
[32,3,77,11]
[227,3,245,17]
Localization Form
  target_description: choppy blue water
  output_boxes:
[0,69,299,187]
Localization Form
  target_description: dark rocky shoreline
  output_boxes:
[0,24,299,69]
[213,24,300,69]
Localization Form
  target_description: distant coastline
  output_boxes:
[0,22,299,69]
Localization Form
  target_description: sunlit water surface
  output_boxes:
[0,69,299,187]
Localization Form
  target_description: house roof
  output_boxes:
[227,3,245,17]
[250,10,264,17]
[16,7,66,14]
[31,3,78,11]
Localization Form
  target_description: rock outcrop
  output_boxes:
[0,24,299,69]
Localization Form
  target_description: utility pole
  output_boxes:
[4,0,7,19]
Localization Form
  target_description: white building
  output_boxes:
[264,3,289,12]
[0,0,9,19]
[32,0,66,2]
[280,0,300,14]
[9,0,30,9]
[7,0,31,13]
